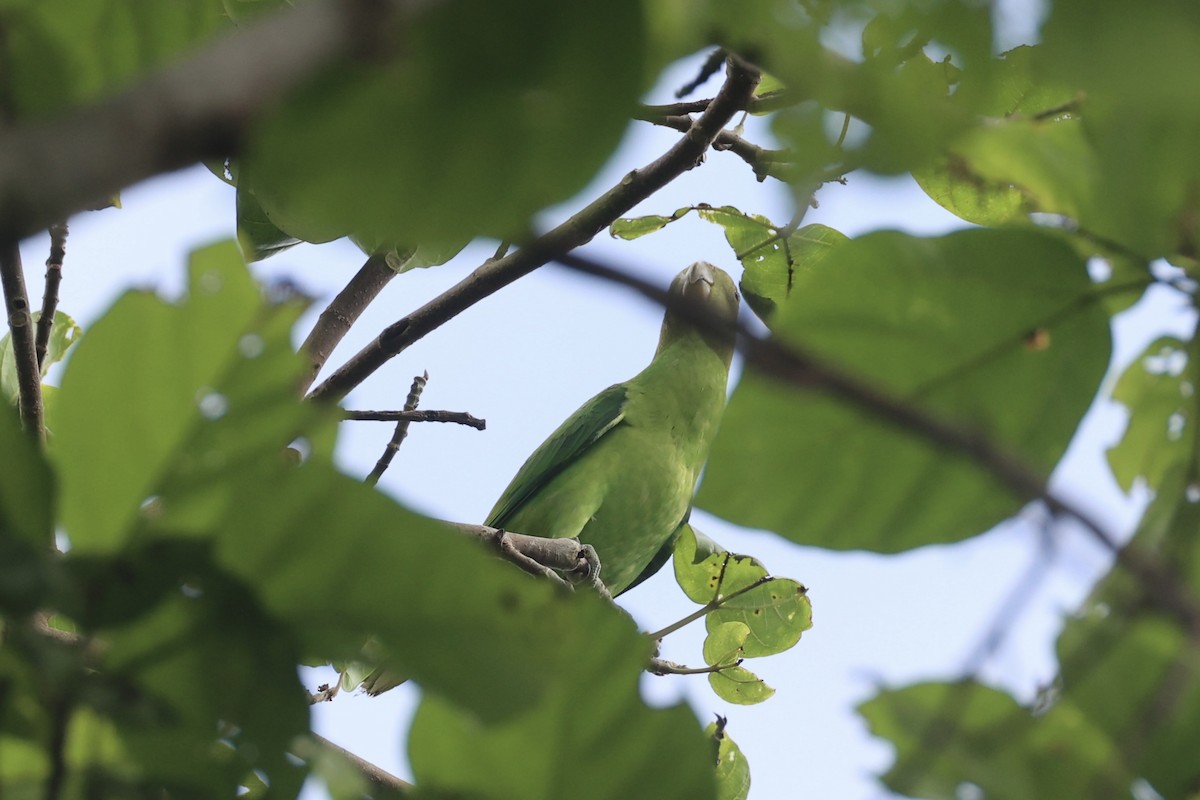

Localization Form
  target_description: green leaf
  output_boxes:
[912,46,1080,227]
[0,0,226,121]
[349,233,472,273]
[609,207,694,240]
[699,229,1112,552]
[51,240,313,553]
[708,719,751,800]
[862,466,1200,799]
[694,205,848,321]
[1106,336,1198,493]
[673,526,812,662]
[0,401,54,613]
[236,179,302,261]
[706,577,811,659]
[243,0,645,245]
[0,311,81,404]
[672,523,733,605]
[861,680,1113,800]
[409,613,717,800]
[703,622,774,705]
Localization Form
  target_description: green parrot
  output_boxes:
[486,260,739,595]
[359,261,737,695]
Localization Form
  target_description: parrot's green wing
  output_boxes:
[486,384,628,529]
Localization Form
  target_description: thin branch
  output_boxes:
[365,371,428,485]
[554,251,1200,636]
[636,88,803,122]
[0,0,442,240]
[307,57,763,403]
[36,221,68,368]
[0,241,44,440]
[675,48,727,98]
[311,733,413,797]
[299,254,397,395]
[649,114,796,182]
[344,407,485,430]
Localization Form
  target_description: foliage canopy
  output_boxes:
[2,0,1199,798]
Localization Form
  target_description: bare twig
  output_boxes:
[365,372,428,485]
[307,57,763,403]
[675,48,727,98]
[36,221,68,368]
[299,254,397,395]
[0,0,442,240]
[554,251,1200,635]
[345,407,485,430]
[0,241,44,440]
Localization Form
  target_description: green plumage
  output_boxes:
[487,261,739,595]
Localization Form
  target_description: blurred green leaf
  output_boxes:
[236,179,303,261]
[51,240,316,553]
[408,598,716,800]
[243,0,645,245]
[699,229,1112,552]
[1107,336,1198,494]
[862,465,1200,799]
[0,0,226,121]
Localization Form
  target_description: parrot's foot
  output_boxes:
[572,544,612,602]
[493,528,573,590]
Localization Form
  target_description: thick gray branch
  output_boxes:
[0,0,439,240]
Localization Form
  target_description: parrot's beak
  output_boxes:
[682,261,716,302]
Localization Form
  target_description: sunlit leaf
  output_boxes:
[707,719,751,800]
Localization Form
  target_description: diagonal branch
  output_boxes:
[307,57,762,402]
[299,254,396,395]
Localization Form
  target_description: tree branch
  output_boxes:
[0,0,441,240]
[310,733,413,797]
[0,241,44,440]
[306,57,763,402]
[554,251,1200,637]
[299,254,397,395]
[648,114,797,182]
[36,221,68,368]
[365,372,428,485]
[344,407,485,430]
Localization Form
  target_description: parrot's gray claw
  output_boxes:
[576,544,612,601]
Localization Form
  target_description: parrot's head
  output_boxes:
[657,261,740,364]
